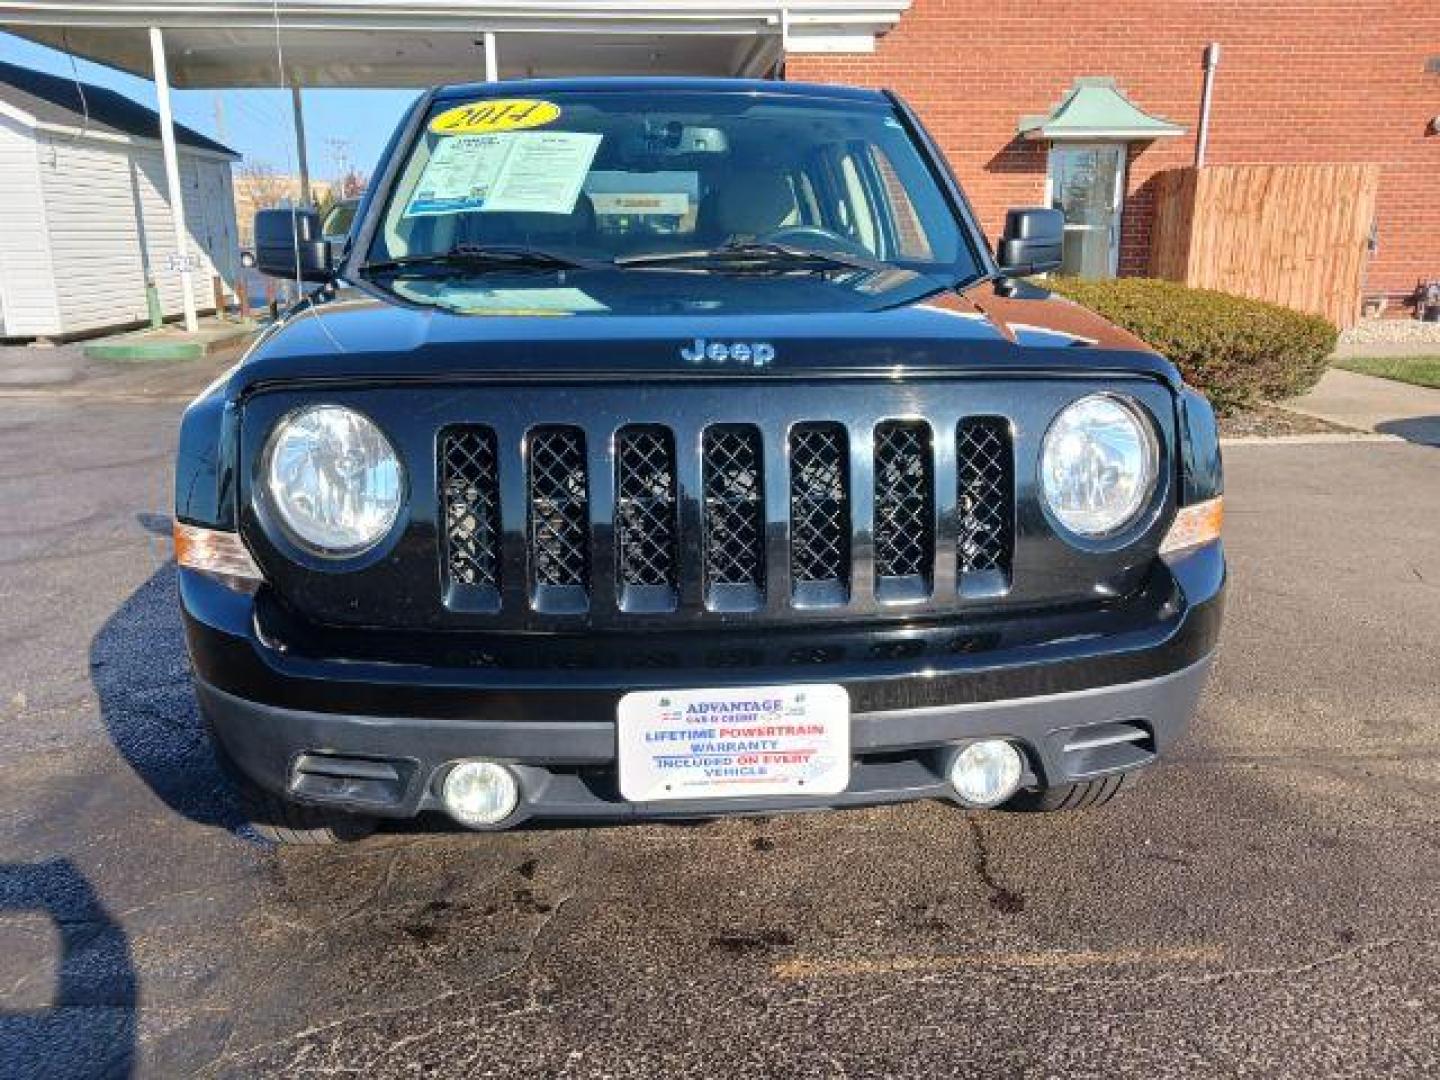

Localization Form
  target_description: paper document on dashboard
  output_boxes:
[481,131,603,214]
[405,131,602,217]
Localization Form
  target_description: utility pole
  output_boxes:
[324,136,355,194]
[291,85,312,208]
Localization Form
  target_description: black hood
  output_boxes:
[233,273,1177,390]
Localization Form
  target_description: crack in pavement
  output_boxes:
[194,837,597,1077]
[965,816,1026,915]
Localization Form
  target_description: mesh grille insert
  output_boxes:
[528,427,590,591]
[615,426,678,590]
[956,418,1013,577]
[790,423,850,590]
[438,409,1014,618]
[702,426,765,593]
[440,426,501,591]
[873,421,934,584]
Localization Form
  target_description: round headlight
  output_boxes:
[264,405,403,555]
[441,761,520,828]
[1041,395,1156,538]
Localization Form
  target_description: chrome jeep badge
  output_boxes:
[680,339,776,367]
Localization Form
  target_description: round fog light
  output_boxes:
[948,740,1024,808]
[442,760,519,827]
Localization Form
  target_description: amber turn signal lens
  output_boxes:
[1159,496,1224,556]
[174,522,263,586]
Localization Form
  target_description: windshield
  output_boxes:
[366,90,977,284]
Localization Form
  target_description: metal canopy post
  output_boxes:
[148,26,198,332]
[291,86,312,207]
[483,32,499,82]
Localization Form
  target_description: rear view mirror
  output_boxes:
[254,208,333,281]
[996,208,1064,276]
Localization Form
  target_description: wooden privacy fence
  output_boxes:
[1147,163,1380,329]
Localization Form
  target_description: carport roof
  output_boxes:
[0,1,915,87]
[0,59,237,155]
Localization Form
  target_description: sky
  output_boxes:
[0,30,419,183]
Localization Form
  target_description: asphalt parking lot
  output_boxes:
[1,377,1437,1078]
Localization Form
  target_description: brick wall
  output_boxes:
[787,0,1440,298]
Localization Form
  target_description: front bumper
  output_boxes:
[183,542,1224,826]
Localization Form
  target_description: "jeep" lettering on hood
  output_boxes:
[680,339,776,367]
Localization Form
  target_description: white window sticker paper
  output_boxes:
[481,131,603,214]
[405,134,511,216]
[405,131,602,218]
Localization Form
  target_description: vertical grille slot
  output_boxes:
[440,426,502,612]
[873,420,934,601]
[956,418,1014,595]
[702,425,765,610]
[527,426,590,613]
[615,425,679,612]
[789,423,850,606]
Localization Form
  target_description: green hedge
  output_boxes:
[1045,277,1337,412]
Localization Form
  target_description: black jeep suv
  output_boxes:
[175,78,1224,842]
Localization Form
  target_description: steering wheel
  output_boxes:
[760,225,872,258]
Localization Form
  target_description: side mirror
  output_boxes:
[253,208,333,281]
[996,208,1064,276]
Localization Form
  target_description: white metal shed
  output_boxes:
[0,60,239,340]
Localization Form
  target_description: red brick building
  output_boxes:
[789,0,1440,304]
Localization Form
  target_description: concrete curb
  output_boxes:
[0,389,197,404]
[1221,433,1406,447]
[1273,402,1368,428]
[82,321,256,363]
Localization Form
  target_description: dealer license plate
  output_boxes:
[617,684,850,803]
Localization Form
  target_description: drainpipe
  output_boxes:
[1195,42,1220,168]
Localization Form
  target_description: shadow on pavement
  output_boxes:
[0,859,137,1080]
[89,561,252,840]
[1375,415,1440,447]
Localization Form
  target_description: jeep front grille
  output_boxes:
[615,425,679,610]
[873,421,934,599]
[440,426,501,593]
[789,423,850,604]
[702,425,766,607]
[956,418,1013,582]
[439,418,1013,618]
[527,426,590,611]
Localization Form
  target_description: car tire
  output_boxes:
[1003,772,1130,813]
[215,747,376,845]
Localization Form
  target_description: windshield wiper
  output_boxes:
[614,241,889,275]
[359,243,595,276]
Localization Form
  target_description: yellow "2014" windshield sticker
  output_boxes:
[430,99,561,136]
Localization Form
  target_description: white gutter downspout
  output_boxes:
[148,26,198,333]
[1195,42,1220,168]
